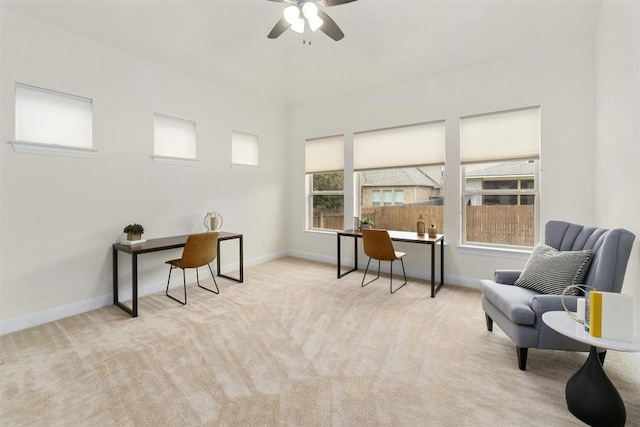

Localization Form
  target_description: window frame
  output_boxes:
[307,172,345,232]
[305,135,345,232]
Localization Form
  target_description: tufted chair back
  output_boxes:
[544,220,635,293]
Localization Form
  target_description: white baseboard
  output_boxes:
[0,254,287,335]
[0,294,113,335]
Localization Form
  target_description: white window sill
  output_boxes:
[151,155,198,167]
[458,244,531,260]
[231,163,260,170]
[9,140,97,159]
[305,229,340,238]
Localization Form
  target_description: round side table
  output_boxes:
[542,311,640,427]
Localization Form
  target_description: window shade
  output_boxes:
[305,135,344,173]
[15,83,92,148]
[353,120,445,171]
[232,130,259,166]
[460,106,540,164]
[154,114,196,159]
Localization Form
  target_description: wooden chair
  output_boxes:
[361,229,407,294]
[165,232,220,305]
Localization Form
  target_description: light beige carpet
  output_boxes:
[1,257,638,426]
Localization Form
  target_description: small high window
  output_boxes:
[152,114,197,166]
[231,130,259,166]
[11,83,95,158]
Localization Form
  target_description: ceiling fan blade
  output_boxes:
[268,17,290,39]
[317,10,345,41]
[324,0,358,6]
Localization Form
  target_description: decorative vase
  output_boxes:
[417,214,426,235]
[428,224,437,238]
[127,233,142,241]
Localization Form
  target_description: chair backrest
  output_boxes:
[180,232,219,268]
[362,229,397,261]
[544,220,635,292]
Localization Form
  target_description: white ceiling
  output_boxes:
[2,0,603,108]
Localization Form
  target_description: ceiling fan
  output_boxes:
[267,0,358,41]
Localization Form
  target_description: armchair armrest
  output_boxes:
[531,294,578,316]
[494,269,522,285]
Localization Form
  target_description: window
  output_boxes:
[11,83,95,158]
[305,135,344,231]
[383,190,392,206]
[232,130,259,166]
[354,121,445,232]
[152,113,197,166]
[461,106,540,248]
[372,190,381,206]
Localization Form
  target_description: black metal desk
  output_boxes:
[112,231,243,317]
[337,229,444,297]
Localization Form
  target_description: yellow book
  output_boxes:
[589,291,603,337]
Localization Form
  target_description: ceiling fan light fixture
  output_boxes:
[308,15,323,32]
[284,5,300,25]
[302,2,319,19]
[291,17,305,34]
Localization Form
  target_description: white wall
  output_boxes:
[287,39,598,287]
[0,10,289,331]
[595,0,640,329]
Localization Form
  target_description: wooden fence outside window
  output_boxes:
[313,205,535,247]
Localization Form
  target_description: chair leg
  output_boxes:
[197,263,220,294]
[598,350,607,365]
[485,314,493,332]
[361,258,380,287]
[517,346,528,371]
[389,258,408,294]
[165,265,187,305]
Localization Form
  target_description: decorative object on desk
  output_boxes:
[123,223,144,241]
[428,223,437,238]
[203,211,224,232]
[417,214,425,235]
[359,218,373,230]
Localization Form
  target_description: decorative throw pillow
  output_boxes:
[514,243,592,295]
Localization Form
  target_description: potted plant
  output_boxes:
[359,218,374,230]
[123,223,145,241]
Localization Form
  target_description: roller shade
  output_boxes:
[305,135,344,173]
[232,130,259,166]
[15,83,92,148]
[353,120,445,171]
[154,114,196,159]
[460,106,540,164]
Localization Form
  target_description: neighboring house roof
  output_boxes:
[466,161,535,178]
[361,167,442,188]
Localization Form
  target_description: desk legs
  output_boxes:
[216,235,244,283]
[337,234,358,278]
[565,346,625,426]
[112,248,138,317]
[430,238,445,298]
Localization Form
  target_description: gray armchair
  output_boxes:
[480,220,635,370]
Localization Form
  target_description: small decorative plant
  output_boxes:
[123,223,145,240]
[359,218,374,229]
